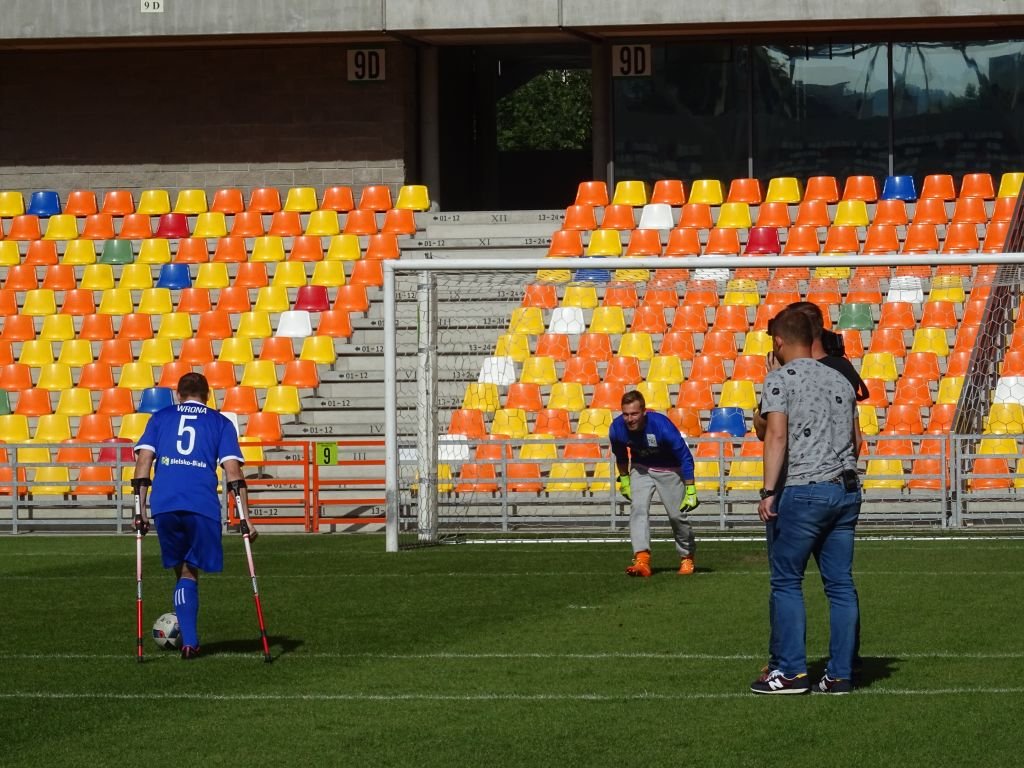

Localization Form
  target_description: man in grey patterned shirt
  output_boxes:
[750,307,862,696]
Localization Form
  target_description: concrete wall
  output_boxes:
[1,0,1021,40]
[0,43,410,197]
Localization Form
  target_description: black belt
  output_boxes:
[808,476,844,486]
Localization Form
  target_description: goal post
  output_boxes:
[384,252,1024,551]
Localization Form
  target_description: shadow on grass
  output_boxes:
[810,655,899,689]
[202,635,304,660]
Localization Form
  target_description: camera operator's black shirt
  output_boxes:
[820,355,869,402]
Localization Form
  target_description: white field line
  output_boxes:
[1,688,1022,702]
[3,570,1024,580]
[2,650,1023,662]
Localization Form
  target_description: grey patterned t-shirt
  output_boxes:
[760,357,857,485]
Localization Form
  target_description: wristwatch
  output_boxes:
[759,488,776,499]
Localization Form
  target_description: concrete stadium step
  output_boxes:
[422,210,564,228]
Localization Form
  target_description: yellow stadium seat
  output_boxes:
[57,339,94,367]
[118,263,153,291]
[22,289,57,317]
[937,376,964,405]
[765,177,802,204]
[39,314,76,342]
[137,190,171,216]
[137,239,172,265]
[910,328,950,357]
[218,337,255,365]
[689,179,724,205]
[304,210,340,237]
[299,335,336,365]
[0,241,21,266]
[520,356,558,385]
[81,264,116,291]
[928,276,966,304]
[585,229,623,256]
[33,414,72,443]
[636,381,671,411]
[118,412,151,441]
[863,459,905,490]
[192,211,227,238]
[647,355,685,385]
[694,458,721,491]
[137,288,173,315]
[618,332,655,361]
[719,380,758,409]
[254,286,289,313]
[490,408,529,438]
[0,190,26,217]
[137,339,174,366]
[833,200,870,227]
[97,288,134,315]
[610,180,648,206]
[562,284,599,309]
[494,334,532,362]
[173,189,208,215]
[55,387,94,417]
[240,360,279,388]
[284,187,318,212]
[741,331,773,356]
[546,462,589,492]
[195,262,230,290]
[326,234,362,261]
[36,363,73,391]
[985,403,1024,434]
[462,383,500,412]
[251,236,286,263]
[61,239,98,266]
[0,414,31,442]
[18,340,54,368]
[860,352,899,381]
[43,214,79,240]
[234,311,272,340]
[857,405,879,436]
[156,312,193,340]
[547,382,586,412]
[271,261,308,289]
[118,362,155,390]
[726,458,763,490]
[31,466,72,496]
[716,202,752,229]
[588,306,626,335]
[396,185,430,211]
[309,260,346,288]
[576,408,612,437]
[263,385,301,415]
[508,307,546,336]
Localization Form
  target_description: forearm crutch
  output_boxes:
[131,478,151,664]
[229,479,272,663]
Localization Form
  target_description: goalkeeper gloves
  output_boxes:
[617,474,631,501]
[680,483,700,511]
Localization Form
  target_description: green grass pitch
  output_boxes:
[2,534,1023,767]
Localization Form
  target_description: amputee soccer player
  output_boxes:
[609,390,699,578]
[132,372,253,660]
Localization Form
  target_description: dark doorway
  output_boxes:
[438,45,592,211]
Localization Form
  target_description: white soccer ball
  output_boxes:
[152,612,181,650]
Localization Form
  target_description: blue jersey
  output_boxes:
[609,410,695,479]
[135,402,244,520]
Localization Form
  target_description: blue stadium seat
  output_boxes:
[881,175,917,201]
[707,407,746,437]
[156,263,193,290]
[138,387,175,414]
[27,190,62,218]
[573,268,611,283]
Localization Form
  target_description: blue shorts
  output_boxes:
[154,511,223,573]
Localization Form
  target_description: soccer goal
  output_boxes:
[383,250,1024,551]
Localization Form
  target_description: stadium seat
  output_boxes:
[258,336,296,364]
[961,173,995,199]
[137,387,175,414]
[532,333,568,361]
[203,361,237,391]
[646,355,685,384]
[153,213,190,239]
[218,337,255,365]
[357,185,393,212]
[56,339,94,367]
[80,213,116,240]
[561,355,601,385]
[574,180,609,207]
[240,361,279,389]
[76,414,115,442]
[192,212,227,239]
[299,335,336,365]
[176,237,211,263]
[236,311,274,339]
[881,175,917,201]
[704,227,741,255]
[79,363,115,391]
[604,356,642,385]
[636,381,671,411]
[36,363,73,391]
[842,175,878,201]
[251,236,286,263]
[157,361,193,388]
[7,214,42,241]
[210,188,245,215]
[334,284,369,313]
[833,200,869,227]
[718,380,757,409]
[716,202,751,229]
[0,190,25,217]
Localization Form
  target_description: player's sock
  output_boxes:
[174,578,200,648]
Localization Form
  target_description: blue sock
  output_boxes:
[173,578,200,649]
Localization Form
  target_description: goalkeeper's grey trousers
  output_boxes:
[629,466,695,558]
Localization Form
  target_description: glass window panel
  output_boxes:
[893,40,1024,179]
[752,43,889,180]
[613,43,748,183]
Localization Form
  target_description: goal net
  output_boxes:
[383,250,1024,550]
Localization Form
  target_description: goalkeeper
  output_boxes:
[609,390,699,578]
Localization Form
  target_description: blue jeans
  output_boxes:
[769,482,861,679]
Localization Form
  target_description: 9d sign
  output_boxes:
[612,45,652,77]
[347,49,386,81]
